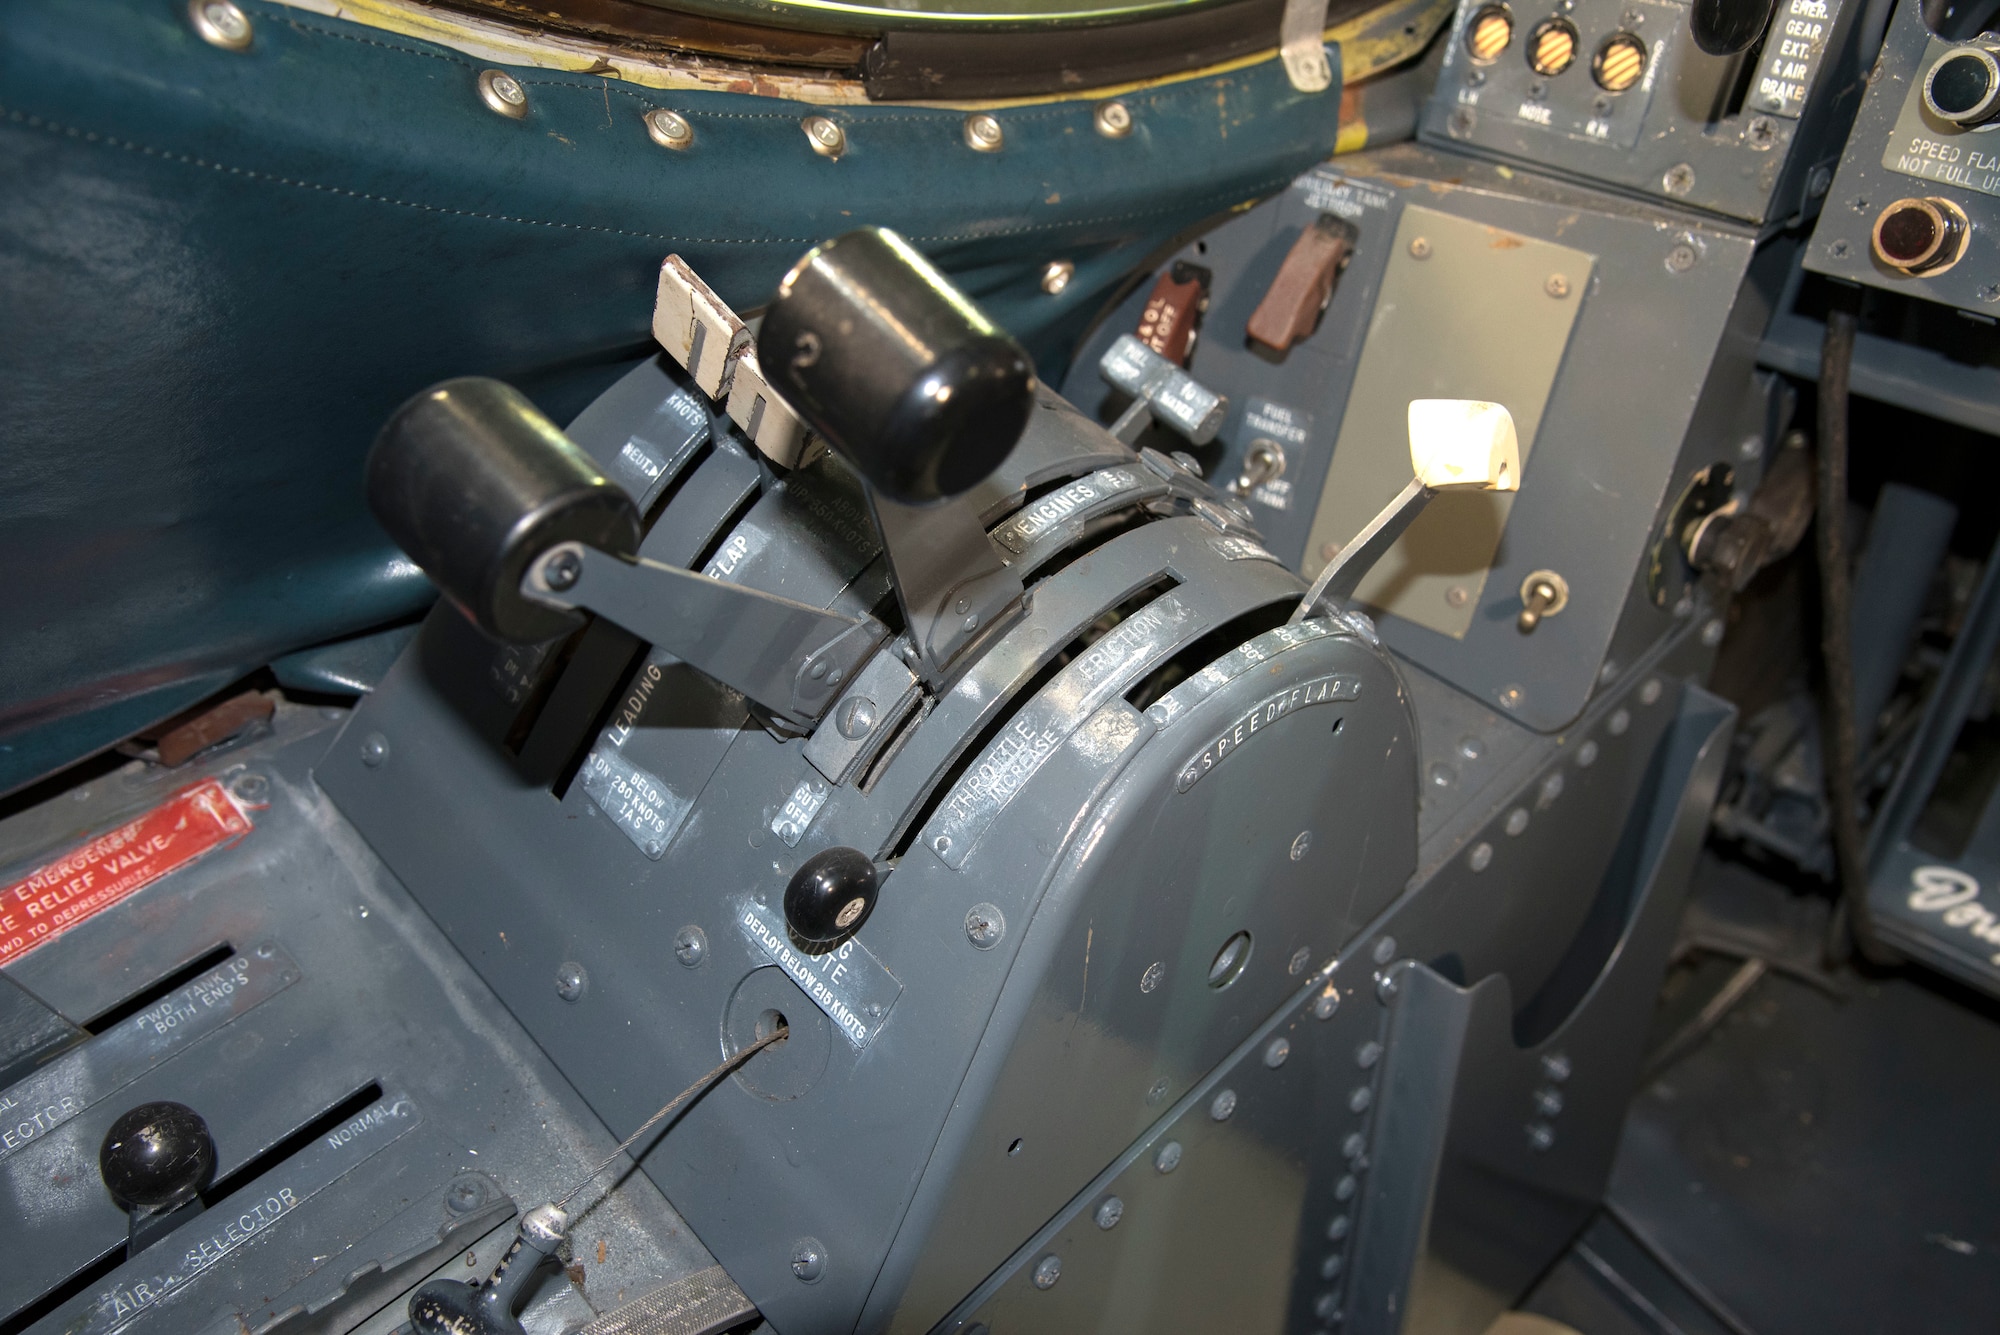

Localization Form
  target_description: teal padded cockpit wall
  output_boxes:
[0,0,1340,794]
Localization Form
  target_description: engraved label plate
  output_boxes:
[738,900,902,1049]
[1146,619,1344,731]
[771,778,830,848]
[1176,675,1360,792]
[0,949,298,1162]
[702,524,771,582]
[928,592,1206,868]
[65,1092,423,1335]
[990,468,1154,555]
[1750,0,1832,118]
[581,748,690,860]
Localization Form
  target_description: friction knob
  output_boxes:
[100,1101,216,1213]
[783,847,880,943]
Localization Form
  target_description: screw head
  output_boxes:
[837,695,877,739]
[1499,684,1524,710]
[645,108,693,149]
[1663,162,1695,195]
[1290,830,1312,861]
[1264,1037,1291,1068]
[803,115,846,158]
[1447,106,1476,137]
[1445,583,1470,607]
[227,771,268,804]
[1469,840,1494,871]
[1041,259,1075,295]
[190,0,252,49]
[1667,242,1700,272]
[1541,1051,1573,1082]
[1355,1040,1382,1069]
[1032,1254,1062,1289]
[1534,1086,1565,1116]
[447,1174,491,1213]
[1829,238,1851,258]
[1545,273,1570,298]
[360,733,390,768]
[791,1238,826,1282]
[1376,969,1400,1003]
[555,962,586,1001]
[541,547,582,591]
[478,69,529,120]
[674,925,707,967]
[1140,960,1165,993]
[1210,1088,1238,1121]
[1095,100,1133,137]
[1609,707,1631,736]
[1371,936,1396,965]
[1505,807,1530,837]
[1409,236,1433,259]
[1702,617,1726,648]
[1155,1140,1184,1172]
[1527,1122,1556,1151]
[1094,1196,1125,1229]
[964,113,1004,151]
[1746,114,1778,147]
[1288,945,1312,975]
[1538,772,1565,808]
[1313,986,1340,1020]
[965,902,1005,949]
[1348,1085,1373,1113]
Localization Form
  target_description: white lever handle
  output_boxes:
[1407,399,1520,493]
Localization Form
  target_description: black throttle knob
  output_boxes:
[366,377,641,644]
[759,228,1034,506]
[100,1101,216,1213]
[784,846,880,943]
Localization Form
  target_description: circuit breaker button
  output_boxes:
[1246,214,1357,353]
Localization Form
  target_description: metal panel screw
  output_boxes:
[360,733,390,767]
[837,696,877,739]
[966,903,1005,949]
[478,69,529,120]
[1499,684,1524,709]
[1289,946,1312,975]
[803,115,846,158]
[1609,708,1631,736]
[1316,1293,1343,1322]
[1264,1037,1291,1068]
[1321,1253,1345,1280]
[1505,808,1530,837]
[1290,830,1313,861]
[555,962,587,1002]
[1662,162,1695,195]
[1355,1040,1382,1069]
[1667,242,1700,272]
[1459,736,1485,761]
[1829,238,1850,258]
[1041,260,1075,295]
[674,926,707,967]
[1980,284,2000,303]
[1094,1196,1125,1229]
[1349,1084,1374,1113]
[1702,618,1726,648]
[1577,740,1600,768]
[1095,101,1133,137]
[255,941,277,958]
[1313,986,1340,1020]
[645,109,693,149]
[1469,841,1494,871]
[1538,773,1564,808]
[1445,584,1470,607]
[541,548,581,590]
[1343,1132,1366,1159]
[1032,1255,1062,1289]
[963,113,1004,151]
[1335,1173,1358,1201]
[227,771,268,803]
[1639,677,1662,705]
[1527,1122,1556,1151]
[1541,1051,1572,1082]
[1140,961,1165,993]
[1210,1088,1238,1120]
[1533,1086,1564,1117]
[1447,106,1476,138]
[1371,936,1396,966]
[791,1238,826,1282]
[447,1174,491,1213]
[1745,114,1778,147]
[1544,273,1570,298]
[1146,1078,1170,1105]
[1409,236,1433,259]
[1155,1140,1183,1172]
[1431,761,1457,790]
[190,0,253,49]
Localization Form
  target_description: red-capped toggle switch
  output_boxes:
[1134,261,1212,365]
[1246,214,1357,354]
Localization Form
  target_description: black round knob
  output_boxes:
[783,847,880,944]
[758,228,1034,506]
[1688,0,1777,55]
[366,377,641,644]
[100,1101,216,1212]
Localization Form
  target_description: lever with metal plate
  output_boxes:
[365,377,886,727]
[1291,399,1521,622]
[1097,333,1229,447]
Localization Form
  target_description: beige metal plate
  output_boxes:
[1302,204,1592,639]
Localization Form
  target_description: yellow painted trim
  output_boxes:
[271,0,1446,108]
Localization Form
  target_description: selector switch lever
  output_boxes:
[101,1100,217,1255]
[1097,334,1228,447]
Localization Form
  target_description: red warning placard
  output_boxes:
[0,780,251,969]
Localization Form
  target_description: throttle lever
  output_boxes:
[1291,399,1521,623]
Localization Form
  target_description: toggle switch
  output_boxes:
[1247,214,1357,354]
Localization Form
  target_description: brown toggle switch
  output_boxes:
[1247,214,1357,353]
[1135,261,1212,365]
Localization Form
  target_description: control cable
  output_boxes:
[1816,299,1899,965]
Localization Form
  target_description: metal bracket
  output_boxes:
[870,494,1026,686]
[1280,0,1335,94]
[523,543,885,725]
